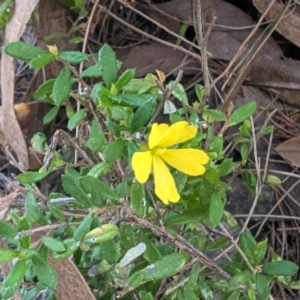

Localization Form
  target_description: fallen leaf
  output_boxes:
[274,136,300,168]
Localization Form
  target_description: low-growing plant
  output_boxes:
[0,41,298,299]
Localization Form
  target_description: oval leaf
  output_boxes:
[53,67,71,105]
[228,102,257,126]
[262,260,299,276]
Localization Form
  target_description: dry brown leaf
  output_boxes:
[274,136,300,167]
[253,0,300,48]
[0,0,40,171]
[0,191,18,212]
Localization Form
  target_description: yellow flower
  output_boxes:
[132,121,209,205]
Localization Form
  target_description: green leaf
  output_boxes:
[262,260,299,276]
[0,248,21,263]
[52,238,79,260]
[29,53,55,69]
[254,238,267,265]
[216,159,233,177]
[43,106,60,124]
[53,67,71,105]
[17,170,52,184]
[240,144,248,163]
[25,192,42,223]
[83,224,119,244]
[228,102,257,126]
[165,209,206,226]
[87,161,111,179]
[74,213,93,241]
[42,237,66,252]
[261,125,274,135]
[226,290,241,300]
[4,41,47,61]
[17,216,31,249]
[238,232,256,265]
[0,220,18,245]
[33,78,56,103]
[120,224,135,255]
[140,233,162,263]
[58,51,88,64]
[32,253,57,289]
[80,176,119,206]
[209,190,224,227]
[2,259,26,299]
[47,203,65,221]
[199,280,214,300]
[169,82,188,105]
[202,108,226,123]
[229,270,253,286]
[99,44,117,88]
[85,120,106,151]
[184,262,200,291]
[129,253,186,288]
[130,97,156,132]
[130,182,147,216]
[67,108,87,130]
[101,239,117,264]
[195,84,205,102]
[81,63,102,77]
[112,94,155,107]
[31,133,48,151]
[256,273,270,300]
[115,68,135,90]
[103,138,125,162]
[91,83,112,107]
[62,174,93,207]
[119,243,146,267]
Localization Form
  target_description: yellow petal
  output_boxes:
[148,123,169,149]
[158,121,197,148]
[152,155,180,204]
[132,151,152,183]
[158,149,209,176]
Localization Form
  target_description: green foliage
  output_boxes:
[1,41,294,300]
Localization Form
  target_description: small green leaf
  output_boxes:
[261,125,274,135]
[103,138,125,162]
[4,41,47,61]
[262,260,299,276]
[25,192,42,223]
[0,248,21,263]
[209,190,224,227]
[184,262,200,291]
[42,237,66,252]
[119,243,146,267]
[202,108,226,123]
[58,51,88,64]
[53,67,71,105]
[87,161,111,179]
[120,224,135,255]
[99,44,117,88]
[80,176,119,206]
[166,209,205,226]
[2,259,26,299]
[85,121,106,151]
[256,273,270,300]
[238,232,257,265]
[43,106,60,124]
[228,102,257,126]
[29,53,55,69]
[115,68,135,90]
[31,133,48,151]
[83,224,119,244]
[74,213,93,241]
[52,238,79,260]
[112,94,155,107]
[216,159,233,177]
[130,182,147,216]
[47,203,65,221]
[32,253,57,289]
[67,108,87,130]
[81,63,102,77]
[195,84,205,102]
[17,170,52,184]
[199,280,214,300]
[140,233,162,263]
[130,253,186,287]
[169,82,188,104]
[240,144,248,163]
[254,238,267,265]
[0,220,18,245]
[62,174,93,207]
[17,216,31,249]
[130,97,156,132]
[101,239,117,264]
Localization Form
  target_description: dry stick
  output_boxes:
[122,208,231,279]
[193,0,211,101]
[219,0,291,113]
[235,214,300,221]
[74,0,100,164]
[98,5,201,61]
[117,0,202,53]
[211,0,275,90]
